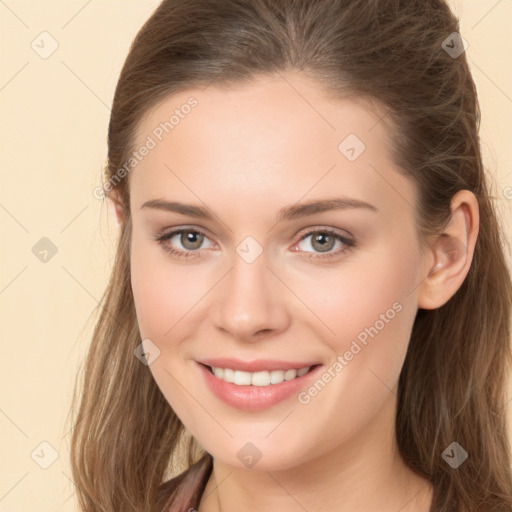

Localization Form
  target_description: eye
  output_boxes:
[292,228,355,261]
[154,227,215,259]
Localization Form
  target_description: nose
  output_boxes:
[211,248,291,342]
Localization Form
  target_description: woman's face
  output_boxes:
[127,71,430,471]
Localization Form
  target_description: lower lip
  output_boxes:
[197,362,322,411]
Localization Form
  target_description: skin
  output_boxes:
[111,71,479,512]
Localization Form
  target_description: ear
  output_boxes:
[106,188,126,227]
[417,189,480,310]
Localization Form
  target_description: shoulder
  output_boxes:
[156,453,213,512]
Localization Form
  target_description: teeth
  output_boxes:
[297,367,309,377]
[223,368,235,383]
[234,370,252,385]
[210,365,311,386]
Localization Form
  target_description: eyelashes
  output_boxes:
[155,228,214,259]
[153,226,356,261]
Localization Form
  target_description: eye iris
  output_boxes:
[312,232,335,253]
[181,230,204,250]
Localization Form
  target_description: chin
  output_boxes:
[207,442,311,473]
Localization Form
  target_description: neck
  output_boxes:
[199,392,433,512]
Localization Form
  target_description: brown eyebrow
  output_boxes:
[140,197,378,222]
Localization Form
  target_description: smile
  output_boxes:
[208,365,312,386]
[197,360,322,411]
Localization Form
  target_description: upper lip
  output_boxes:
[198,358,320,372]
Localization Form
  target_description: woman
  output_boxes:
[69,1,512,511]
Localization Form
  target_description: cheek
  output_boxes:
[129,234,210,425]
[283,243,420,452]
[130,232,208,341]
[301,236,420,376]
[130,253,172,340]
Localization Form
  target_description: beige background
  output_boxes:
[1,1,511,510]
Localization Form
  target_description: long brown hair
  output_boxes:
[68,1,512,510]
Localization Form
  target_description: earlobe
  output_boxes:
[418,190,479,310]
[114,202,125,226]
[107,189,126,227]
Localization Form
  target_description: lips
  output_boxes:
[196,358,323,411]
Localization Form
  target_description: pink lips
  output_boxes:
[196,359,322,411]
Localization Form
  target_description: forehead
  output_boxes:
[128,72,416,220]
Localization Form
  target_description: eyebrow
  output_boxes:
[140,197,378,222]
